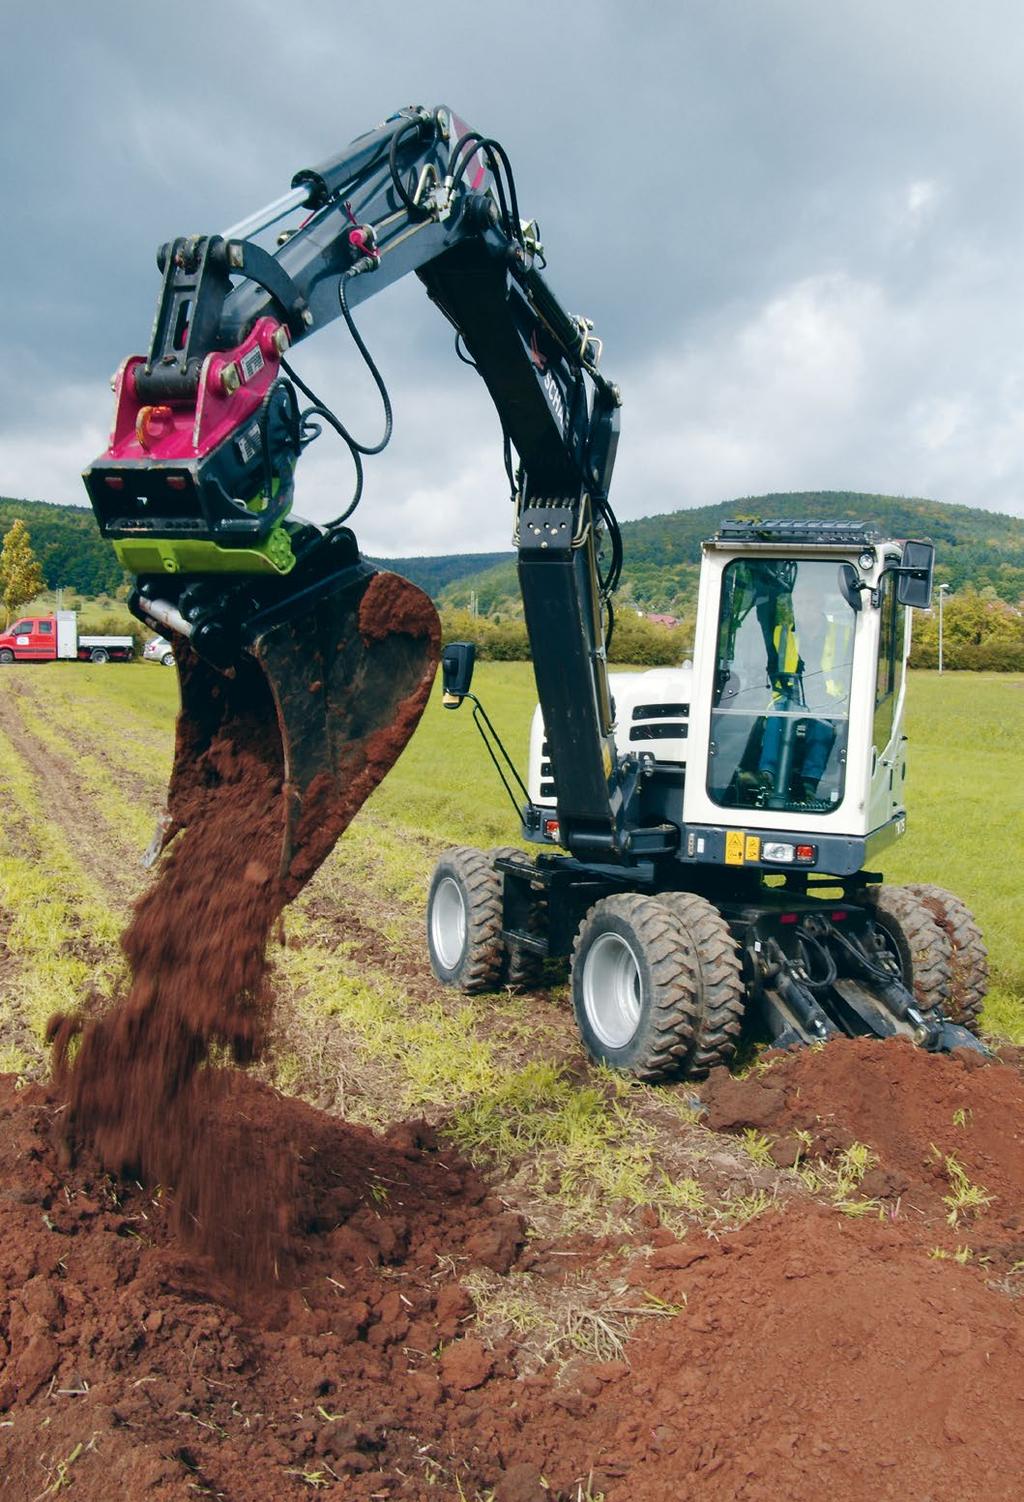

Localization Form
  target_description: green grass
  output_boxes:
[2,662,1022,1055]
[885,672,1024,1036]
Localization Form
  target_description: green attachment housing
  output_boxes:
[113,523,296,577]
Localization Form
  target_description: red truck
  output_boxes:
[0,611,134,664]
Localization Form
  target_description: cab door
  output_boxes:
[8,619,55,660]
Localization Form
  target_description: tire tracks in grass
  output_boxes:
[0,676,146,909]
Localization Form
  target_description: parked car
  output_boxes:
[143,636,175,667]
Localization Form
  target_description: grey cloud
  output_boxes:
[2,1,1023,540]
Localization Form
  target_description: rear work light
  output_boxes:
[762,842,818,866]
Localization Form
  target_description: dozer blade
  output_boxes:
[154,567,440,898]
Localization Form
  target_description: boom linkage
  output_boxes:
[84,104,631,859]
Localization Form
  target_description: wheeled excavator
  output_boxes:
[83,105,989,1081]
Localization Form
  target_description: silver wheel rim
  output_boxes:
[582,931,642,1048]
[431,875,467,970]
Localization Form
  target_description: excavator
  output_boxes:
[83,104,988,1081]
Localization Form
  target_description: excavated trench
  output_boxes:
[3,582,1024,1498]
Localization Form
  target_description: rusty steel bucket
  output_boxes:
[149,564,440,898]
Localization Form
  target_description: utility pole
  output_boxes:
[937,583,950,674]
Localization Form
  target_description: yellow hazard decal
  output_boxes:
[725,830,745,865]
[745,834,761,862]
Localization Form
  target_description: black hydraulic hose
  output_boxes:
[336,269,393,456]
[279,266,394,528]
[796,930,837,992]
[388,117,432,218]
[448,131,522,244]
[828,922,903,989]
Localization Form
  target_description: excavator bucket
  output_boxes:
[150,568,440,899]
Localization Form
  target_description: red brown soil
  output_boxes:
[1,1045,1020,1502]
[3,1044,1024,1499]
[46,570,440,1281]
[5,578,1024,1497]
[701,1037,1024,1261]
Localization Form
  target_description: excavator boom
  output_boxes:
[84,105,618,885]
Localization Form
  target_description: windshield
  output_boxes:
[708,558,855,815]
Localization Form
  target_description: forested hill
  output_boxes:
[3,491,1023,611]
[433,491,1024,616]
[0,497,126,597]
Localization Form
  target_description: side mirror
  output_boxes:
[838,562,863,613]
[442,641,476,708]
[896,540,935,609]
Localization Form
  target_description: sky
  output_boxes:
[2,1,1024,557]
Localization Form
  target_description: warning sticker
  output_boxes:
[725,830,745,865]
[744,834,761,862]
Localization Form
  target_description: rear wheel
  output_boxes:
[571,893,699,1080]
[0,649,14,665]
[89,647,110,664]
[658,891,746,1077]
[904,883,987,1033]
[868,884,952,1017]
[427,846,504,993]
[161,651,175,667]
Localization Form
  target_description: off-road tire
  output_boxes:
[0,649,14,665]
[427,846,504,993]
[904,883,988,1033]
[658,891,746,1077]
[570,893,699,1081]
[89,647,110,664]
[868,883,953,1017]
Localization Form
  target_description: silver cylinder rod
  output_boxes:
[220,185,312,243]
[143,597,193,639]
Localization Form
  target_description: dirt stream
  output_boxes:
[3,591,1024,1496]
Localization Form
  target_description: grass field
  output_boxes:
[1,660,1021,1036]
[0,658,1021,1229]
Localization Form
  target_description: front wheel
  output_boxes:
[427,846,504,993]
[89,647,110,664]
[0,648,14,665]
[571,893,699,1081]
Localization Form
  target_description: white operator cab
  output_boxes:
[683,524,922,873]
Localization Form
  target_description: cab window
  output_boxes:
[708,559,856,815]
[38,620,53,634]
[10,620,31,634]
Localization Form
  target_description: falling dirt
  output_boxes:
[45,569,440,1283]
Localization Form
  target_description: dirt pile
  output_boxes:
[4,1048,1024,1498]
[46,570,440,1279]
[702,1037,1024,1264]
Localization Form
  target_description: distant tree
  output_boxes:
[0,519,45,626]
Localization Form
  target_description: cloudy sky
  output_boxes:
[3,2,1023,555]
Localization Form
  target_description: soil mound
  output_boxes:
[701,1038,1024,1259]
[4,1068,1024,1502]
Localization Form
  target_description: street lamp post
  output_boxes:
[937,583,950,674]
